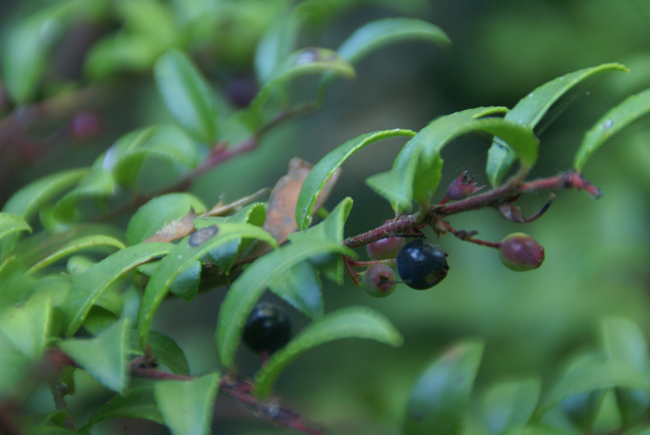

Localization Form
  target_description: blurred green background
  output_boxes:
[2,0,650,434]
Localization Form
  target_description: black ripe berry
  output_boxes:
[242,303,291,355]
[362,264,396,298]
[499,232,544,271]
[396,239,449,290]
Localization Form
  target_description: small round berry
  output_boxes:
[242,303,291,355]
[226,77,258,107]
[362,264,396,298]
[499,232,544,271]
[367,236,405,260]
[396,239,449,290]
[69,111,102,141]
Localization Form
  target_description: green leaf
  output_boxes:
[268,261,323,320]
[154,49,218,143]
[108,125,199,188]
[125,193,207,246]
[138,223,277,348]
[53,167,118,222]
[404,341,485,435]
[615,388,650,427]
[154,372,220,435]
[0,292,52,359]
[338,18,450,64]
[148,331,190,376]
[2,168,88,222]
[574,87,650,172]
[0,213,32,242]
[487,63,627,186]
[534,354,650,421]
[254,306,402,397]
[27,235,125,275]
[59,318,129,393]
[216,239,355,369]
[84,33,163,79]
[254,9,302,84]
[601,317,650,372]
[295,129,415,230]
[561,389,606,432]
[366,107,512,212]
[482,378,542,435]
[63,242,173,336]
[168,260,201,301]
[248,47,355,120]
[80,386,163,433]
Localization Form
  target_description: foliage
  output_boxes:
[1,1,650,434]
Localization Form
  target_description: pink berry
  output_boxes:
[499,233,544,271]
[362,264,396,298]
[367,236,405,260]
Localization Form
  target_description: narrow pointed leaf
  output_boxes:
[482,378,542,434]
[254,11,302,83]
[168,260,201,301]
[404,341,484,435]
[148,331,190,376]
[0,213,32,241]
[126,193,207,246]
[0,293,52,359]
[366,107,515,212]
[63,242,173,336]
[59,318,129,393]
[53,168,117,221]
[154,372,220,435]
[138,223,277,348]
[27,235,125,274]
[2,168,88,221]
[574,87,650,172]
[80,386,163,432]
[487,63,627,185]
[296,129,415,230]
[254,306,402,397]
[154,49,218,143]
[269,261,323,319]
[216,240,355,369]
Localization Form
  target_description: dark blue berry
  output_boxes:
[396,239,449,290]
[243,303,291,355]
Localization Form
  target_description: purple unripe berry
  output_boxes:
[70,111,102,141]
[397,239,449,290]
[446,171,484,200]
[499,232,544,271]
[242,303,291,355]
[367,236,405,260]
[362,264,396,298]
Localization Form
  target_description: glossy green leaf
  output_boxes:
[615,388,650,427]
[0,292,52,359]
[482,378,542,434]
[534,354,650,420]
[254,306,402,397]
[168,260,201,301]
[2,168,88,222]
[107,125,199,188]
[53,168,117,222]
[80,386,163,433]
[116,0,177,48]
[574,87,650,172]
[83,307,119,336]
[154,49,218,143]
[601,317,650,372]
[138,223,277,348]
[84,33,162,79]
[269,261,323,319]
[148,331,190,376]
[216,239,355,369]
[27,235,125,275]
[63,242,173,336]
[0,213,32,242]
[290,197,353,284]
[486,63,627,186]
[125,193,207,246]
[404,341,485,435]
[295,129,415,230]
[59,318,129,393]
[366,107,512,212]
[154,372,220,435]
[249,47,355,118]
